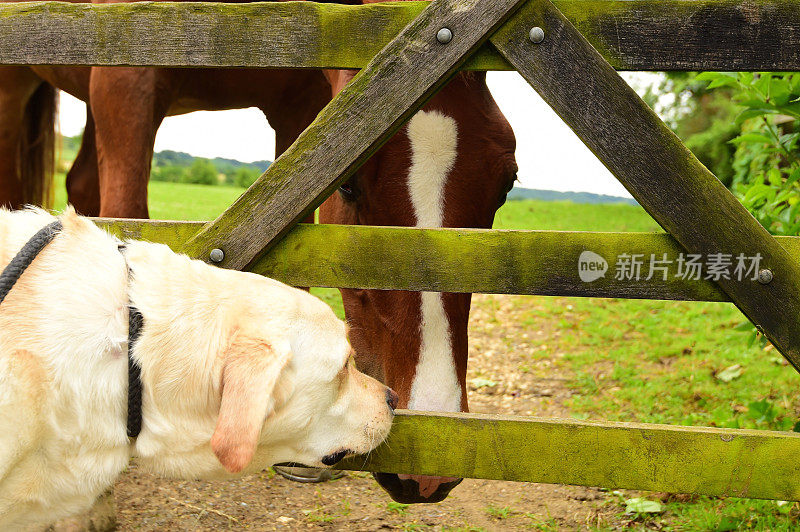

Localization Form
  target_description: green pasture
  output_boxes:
[55,177,800,529]
[494,198,660,232]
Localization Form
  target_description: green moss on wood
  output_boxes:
[4,0,800,70]
[94,218,201,248]
[92,219,800,303]
[0,1,510,69]
[338,412,800,501]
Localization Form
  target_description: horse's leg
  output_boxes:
[90,66,169,218]
[269,72,329,159]
[66,109,100,216]
[0,67,31,208]
[0,66,50,209]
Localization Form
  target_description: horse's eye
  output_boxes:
[497,172,517,208]
[507,172,518,193]
[338,179,359,201]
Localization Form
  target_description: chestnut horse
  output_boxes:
[0,0,517,503]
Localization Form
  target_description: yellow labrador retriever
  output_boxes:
[0,207,397,530]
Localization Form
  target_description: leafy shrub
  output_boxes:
[233,166,262,188]
[695,72,800,236]
[184,158,218,185]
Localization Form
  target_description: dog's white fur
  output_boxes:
[0,207,394,530]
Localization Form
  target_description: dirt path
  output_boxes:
[114,295,624,531]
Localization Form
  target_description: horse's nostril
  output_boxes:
[386,388,399,411]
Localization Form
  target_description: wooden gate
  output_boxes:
[4,0,800,501]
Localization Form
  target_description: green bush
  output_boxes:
[641,72,739,185]
[184,158,218,185]
[150,165,186,183]
[233,166,262,188]
[696,72,800,236]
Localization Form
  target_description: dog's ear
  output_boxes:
[211,334,291,473]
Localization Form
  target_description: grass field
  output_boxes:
[494,198,661,232]
[54,175,244,221]
[55,179,800,529]
[496,198,800,529]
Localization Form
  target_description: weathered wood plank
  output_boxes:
[180,0,527,270]
[558,0,800,71]
[337,412,800,502]
[0,1,439,69]
[94,220,800,302]
[95,217,202,244]
[3,1,800,71]
[490,0,800,372]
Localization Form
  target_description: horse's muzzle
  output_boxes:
[373,472,463,503]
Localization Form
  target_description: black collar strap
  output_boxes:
[0,220,62,304]
[120,244,144,439]
[0,220,143,439]
[126,305,144,437]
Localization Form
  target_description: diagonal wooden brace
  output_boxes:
[181,0,527,270]
[490,0,800,372]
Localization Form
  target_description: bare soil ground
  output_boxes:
[114,295,624,531]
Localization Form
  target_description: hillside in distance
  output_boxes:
[507,186,637,205]
[153,149,271,173]
[60,135,271,174]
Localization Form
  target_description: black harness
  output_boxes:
[0,220,144,438]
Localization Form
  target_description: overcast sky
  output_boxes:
[59,72,655,198]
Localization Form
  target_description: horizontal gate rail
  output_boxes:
[338,412,800,502]
[3,0,800,71]
[95,220,800,302]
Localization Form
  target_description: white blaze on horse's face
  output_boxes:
[405,110,462,413]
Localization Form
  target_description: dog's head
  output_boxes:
[208,281,396,474]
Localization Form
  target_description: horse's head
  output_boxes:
[319,31,517,502]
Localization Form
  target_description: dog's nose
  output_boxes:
[385,388,399,411]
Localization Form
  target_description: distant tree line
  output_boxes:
[59,135,270,188]
[507,187,637,205]
[150,150,270,188]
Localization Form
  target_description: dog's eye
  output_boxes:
[335,367,349,392]
[335,356,356,389]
